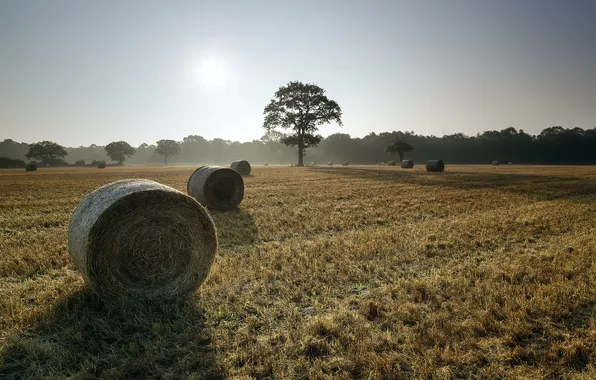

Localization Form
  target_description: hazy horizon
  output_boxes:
[2,0,596,147]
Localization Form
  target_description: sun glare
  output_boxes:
[197,58,229,87]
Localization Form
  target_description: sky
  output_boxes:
[1,0,596,147]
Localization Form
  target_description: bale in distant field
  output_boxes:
[342,161,349,166]
[310,162,316,167]
[187,165,244,211]
[25,163,37,172]
[492,161,500,166]
[328,161,333,166]
[381,162,385,165]
[263,162,269,166]
[426,160,445,172]
[387,161,397,166]
[230,160,251,175]
[508,162,513,165]
[97,161,106,169]
[68,179,217,300]
[401,160,414,168]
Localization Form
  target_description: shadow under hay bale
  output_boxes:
[401,160,414,169]
[0,290,223,379]
[426,160,445,172]
[68,179,218,301]
[187,166,244,211]
[25,163,37,172]
[230,160,251,176]
[387,161,397,166]
[208,208,259,248]
[492,161,500,166]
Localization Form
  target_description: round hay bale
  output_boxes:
[25,163,37,172]
[492,160,500,166]
[68,179,217,300]
[310,162,316,167]
[263,162,269,166]
[387,160,397,166]
[426,159,445,172]
[328,161,333,166]
[508,162,513,165]
[401,160,414,169]
[187,165,244,211]
[97,161,106,169]
[380,162,385,165]
[230,160,251,176]
[342,161,349,166]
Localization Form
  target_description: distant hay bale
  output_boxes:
[342,161,349,166]
[97,161,106,169]
[401,160,414,168]
[25,163,37,172]
[310,162,316,167]
[68,179,217,300]
[380,162,385,165]
[187,165,244,211]
[508,162,513,165]
[492,161,500,166]
[230,160,251,175]
[387,161,397,166]
[328,161,333,166]
[263,162,269,166]
[426,159,445,172]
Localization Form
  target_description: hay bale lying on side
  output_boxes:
[401,160,414,168]
[230,160,251,176]
[508,162,513,165]
[328,161,333,166]
[263,162,269,166]
[310,162,316,167]
[68,179,217,300]
[187,165,244,211]
[25,163,37,172]
[342,161,349,166]
[387,161,397,166]
[492,161,500,166]
[97,161,106,169]
[426,159,445,172]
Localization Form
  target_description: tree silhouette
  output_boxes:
[105,141,135,165]
[25,141,68,165]
[263,81,342,166]
[155,140,180,165]
[386,139,413,162]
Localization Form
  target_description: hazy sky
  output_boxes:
[1,0,595,147]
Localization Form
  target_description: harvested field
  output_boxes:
[1,165,595,379]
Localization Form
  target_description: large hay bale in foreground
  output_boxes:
[68,179,217,300]
[426,160,445,172]
[25,163,37,172]
[230,160,251,176]
[187,165,244,211]
[492,160,500,166]
[387,161,397,166]
[401,160,414,168]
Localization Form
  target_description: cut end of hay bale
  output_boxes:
[230,160,251,176]
[387,161,397,166]
[68,179,217,301]
[188,165,244,211]
[426,159,445,172]
[25,163,37,172]
[401,160,414,169]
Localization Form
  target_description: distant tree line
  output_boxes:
[1,126,595,168]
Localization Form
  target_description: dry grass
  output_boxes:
[1,165,595,379]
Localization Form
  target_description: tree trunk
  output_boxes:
[297,136,304,166]
[165,155,168,166]
[399,151,404,162]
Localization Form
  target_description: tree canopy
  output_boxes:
[25,141,68,165]
[263,81,343,166]
[105,141,135,165]
[154,140,181,165]
[386,140,414,162]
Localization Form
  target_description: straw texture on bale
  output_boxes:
[187,165,244,211]
[68,179,217,300]
[25,163,37,172]
[388,161,397,166]
[492,161,500,166]
[426,159,445,172]
[342,161,349,166]
[401,160,414,168]
[230,160,251,176]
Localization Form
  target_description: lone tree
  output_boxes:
[25,141,68,165]
[155,139,180,165]
[263,81,342,166]
[386,139,413,162]
[105,141,135,165]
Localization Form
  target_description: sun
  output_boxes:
[197,58,229,87]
